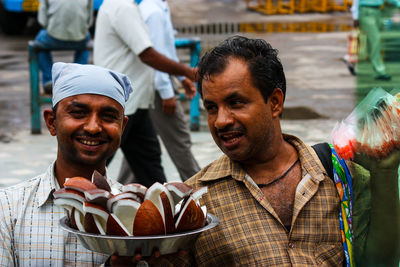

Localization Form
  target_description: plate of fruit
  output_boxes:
[55,171,219,256]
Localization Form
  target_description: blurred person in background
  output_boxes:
[94,0,197,187]
[116,0,200,183]
[35,0,93,94]
[351,0,400,81]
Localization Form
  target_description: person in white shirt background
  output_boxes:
[116,0,200,184]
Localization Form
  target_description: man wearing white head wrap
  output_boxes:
[52,62,133,108]
[0,62,130,266]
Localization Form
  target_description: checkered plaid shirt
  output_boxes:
[0,162,121,266]
[183,134,345,266]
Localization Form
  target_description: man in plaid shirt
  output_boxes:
[118,36,400,267]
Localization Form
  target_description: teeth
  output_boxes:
[80,140,100,146]
[226,137,238,143]
[221,135,240,143]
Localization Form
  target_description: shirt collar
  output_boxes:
[198,134,327,184]
[37,161,58,207]
[284,134,327,183]
[198,154,247,182]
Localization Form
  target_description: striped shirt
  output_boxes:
[184,134,345,266]
[0,162,120,266]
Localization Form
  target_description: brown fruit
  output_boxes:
[191,187,208,202]
[69,207,78,230]
[84,188,111,209]
[165,182,193,206]
[83,202,109,235]
[122,183,147,202]
[111,199,140,235]
[53,188,85,203]
[54,198,84,214]
[175,198,206,232]
[83,202,108,220]
[64,177,97,193]
[69,207,86,232]
[91,170,111,192]
[84,213,100,234]
[160,192,175,234]
[107,192,142,211]
[133,200,165,236]
[106,214,131,236]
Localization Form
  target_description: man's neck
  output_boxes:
[242,138,298,183]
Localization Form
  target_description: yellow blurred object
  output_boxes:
[238,21,351,33]
[22,0,39,12]
[246,0,352,14]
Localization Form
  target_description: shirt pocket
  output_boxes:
[314,242,344,266]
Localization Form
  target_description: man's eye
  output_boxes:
[204,105,217,113]
[70,110,85,116]
[103,113,118,121]
[230,99,244,107]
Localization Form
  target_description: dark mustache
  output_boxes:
[74,132,109,140]
[216,126,245,136]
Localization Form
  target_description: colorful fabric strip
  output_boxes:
[330,144,354,267]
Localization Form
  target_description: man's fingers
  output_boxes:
[110,253,135,266]
[182,78,197,99]
[162,98,176,115]
[151,246,161,258]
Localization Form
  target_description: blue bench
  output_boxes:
[28,37,202,134]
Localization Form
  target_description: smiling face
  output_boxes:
[45,94,128,171]
[202,57,284,164]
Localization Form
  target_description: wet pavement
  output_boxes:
[0,1,355,187]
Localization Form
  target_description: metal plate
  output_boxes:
[59,213,219,256]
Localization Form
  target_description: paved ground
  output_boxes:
[0,1,356,187]
[0,119,337,187]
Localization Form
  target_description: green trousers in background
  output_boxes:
[359,6,387,76]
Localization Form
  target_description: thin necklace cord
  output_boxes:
[257,158,300,188]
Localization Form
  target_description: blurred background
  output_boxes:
[0,0,399,186]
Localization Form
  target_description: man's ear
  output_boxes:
[44,108,57,136]
[122,116,129,133]
[269,88,284,118]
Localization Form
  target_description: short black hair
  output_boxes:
[197,36,286,103]
[52,104,58,119]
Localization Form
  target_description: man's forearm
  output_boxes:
[139,47,195,81]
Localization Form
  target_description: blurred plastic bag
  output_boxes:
[346,30,359,64]
[332,88,400,159]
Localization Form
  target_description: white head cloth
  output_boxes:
[51,62,133,108]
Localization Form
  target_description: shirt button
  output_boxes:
[288,242,295,248]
